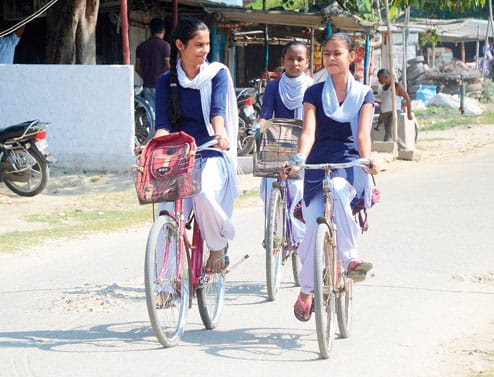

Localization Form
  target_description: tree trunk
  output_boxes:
[46,0,99,64]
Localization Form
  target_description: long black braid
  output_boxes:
[167,18,209,131]
[168,41,180,130]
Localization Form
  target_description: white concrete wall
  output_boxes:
[0,64,134,172]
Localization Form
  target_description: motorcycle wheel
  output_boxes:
[237,118,255,156]
[3,146,49,197]
[134,98,153,147]
[237,137,254,156]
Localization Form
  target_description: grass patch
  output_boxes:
[416,108,494,132]
[0,207,152,253]
[0,187,261,253]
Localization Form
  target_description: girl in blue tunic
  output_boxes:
[154,18,238,274]
[285,33,379,322]
[259,40,313,246]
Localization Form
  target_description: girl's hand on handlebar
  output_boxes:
[214,134,230,151]
[364,159,379,175]
[154,128,169,138]
[280,161,301,179]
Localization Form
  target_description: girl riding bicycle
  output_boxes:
[259,41,313,246]
[153,18,238,275]
[284,33,379,322]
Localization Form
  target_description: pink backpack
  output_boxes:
[135,132,200,204]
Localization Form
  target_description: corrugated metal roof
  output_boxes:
[203,7,325,27]
[410,18,490,43]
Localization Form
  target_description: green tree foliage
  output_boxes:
[390,0,486,13]
[248,0,487,19]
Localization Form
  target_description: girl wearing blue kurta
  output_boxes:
[154,18,238,274]
[285,33,379,322]
[259,41,313,247]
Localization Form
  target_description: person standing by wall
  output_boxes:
[0,25,25,64]
[376,68,413,142]
[135,18,171,111]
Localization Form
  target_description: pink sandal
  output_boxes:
[293,293,313,322]
[347,260,373,282]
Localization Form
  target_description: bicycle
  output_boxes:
[253,118,303,301]
[134,86,155,148]
[293,158,372,359]
[141,138,230,347]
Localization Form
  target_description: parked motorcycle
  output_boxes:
[0,120,56,196]
[236,87,260,156]
[248,78,265,117]
[134,86,155,148]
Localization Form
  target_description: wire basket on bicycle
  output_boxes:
[135,131,202,204]
[253,118,303,178]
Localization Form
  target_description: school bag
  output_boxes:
[134,131,201,204]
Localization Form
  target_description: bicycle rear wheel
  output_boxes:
[291,252,301,287]
[314,222,337,359]
[144,215,189,347]
[196,243,225,329]
[336,276,353,338]
[265,187,284,301]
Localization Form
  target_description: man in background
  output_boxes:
[135,18,170,111]
[376,68,413,142]
[0,25,25,64]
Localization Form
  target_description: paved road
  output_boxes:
[1,145,493,377]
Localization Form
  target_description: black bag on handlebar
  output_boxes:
[253,118,302,178]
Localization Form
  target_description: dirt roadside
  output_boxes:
[2,122,494,234]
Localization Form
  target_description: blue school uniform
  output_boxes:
[260,80,295,120]
[302,82,374,206]
[155,69,228,155]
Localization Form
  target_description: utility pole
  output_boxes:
[120,0,130,64]
[483,0,494,78]
[383,0,398,150]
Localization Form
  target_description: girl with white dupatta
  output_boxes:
[259,40,313,247]
[154,18,238,273]
[283,33,379,322]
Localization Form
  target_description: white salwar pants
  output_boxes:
[260,177,305,244]
[298,177,360,295]
[158,156,236,251]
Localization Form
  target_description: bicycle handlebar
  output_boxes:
[197,139,219,152]
[287,158,372,171]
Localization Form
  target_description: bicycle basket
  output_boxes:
[134,132,202,204]
[253,118,303,178]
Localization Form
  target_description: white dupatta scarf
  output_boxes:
[321,73,374,208]
[278,72,313,120]
[177,59,239,197]
[177,59,238,167]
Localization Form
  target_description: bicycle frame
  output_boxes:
[159,198,205,307]
[300,158,371,291]
[272,179,298,259]
[319,171,345,292]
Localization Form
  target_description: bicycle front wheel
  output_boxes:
[336,276,353,338]
[144,215,189,347]
[265,187,284,301]
[314,222,337,359]
[196,243,225,330]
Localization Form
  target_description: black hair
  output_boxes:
[322,32,355,53]
[377,68,391,77]
[150,18,165,35]
[167,18,209,130]
[281,40,307,58]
